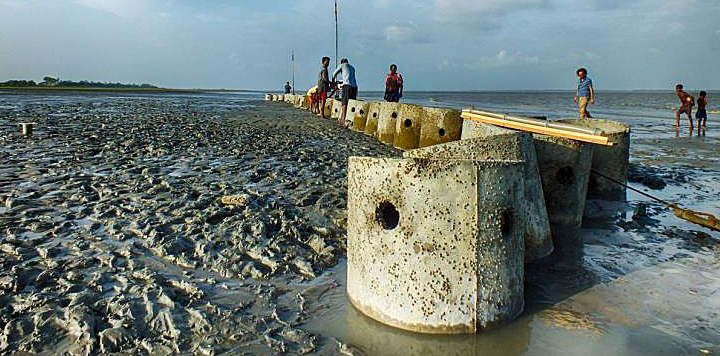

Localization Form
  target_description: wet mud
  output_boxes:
[1,92,719,355]
[0,94,399,355]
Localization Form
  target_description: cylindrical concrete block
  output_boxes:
[376,102,402,145]
[331,98,343,120]
[555,119,630,201]
[20,123,34,136]
[419,108,463,147]
[278,94,285,102]
[284,94,293,103]
[363,102,382,137]
[393,104,423,150]
[294,95,304,108]
[265,93,272,101]
[347,100,370,132]
[348,157,526,333]
[533,135,594,256]
[300,95,311,110]
[405,133,553,261]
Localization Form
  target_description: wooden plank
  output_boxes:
[461,111,612,146]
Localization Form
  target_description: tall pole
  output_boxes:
[291,49,295,94]
[334,0,338,69]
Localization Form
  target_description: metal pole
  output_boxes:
[335,0,338,69]
[291,49,295,95]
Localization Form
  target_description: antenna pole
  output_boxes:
[335,0,338,69]
[291,49,295,94]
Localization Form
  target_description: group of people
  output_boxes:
[283,57,405,126]
[575,68,710,130]
[675,84,709,129]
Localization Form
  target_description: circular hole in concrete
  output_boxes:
[376,201,399,230]
[334,109,338,113]
[404,119,412,127]
[391,112,398,119]
[438,128,446,137]
[373,113,377,118]
[556,167,574,185]
[500,210,513,237]
[360,109,365,115]
[351,107,356,113]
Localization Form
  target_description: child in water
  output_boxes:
[696,91,708,128]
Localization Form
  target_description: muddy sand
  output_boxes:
[0,93,719,355]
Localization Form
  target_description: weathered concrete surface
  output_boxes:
[265,94,272,100]
[419,107,463,147]
[405,134,553,261]
[347,100,370,132]
[347,157,526,334]
[533,135,594,256]
[363,102,382,137]
[461,119,516,139]
[331,99,343,120]
[556,119,630,201]
[393,104,423,150]
[278,94,285,102]
[323,98,334,118]
[377,102,402,145]
[285,94,295,103]
[300,95,311,110]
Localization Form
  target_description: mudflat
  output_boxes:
[0,92,718,355]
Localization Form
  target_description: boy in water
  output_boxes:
[696,91,708,128]
[675,84,694,129]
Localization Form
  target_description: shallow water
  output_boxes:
[1,90,719,355]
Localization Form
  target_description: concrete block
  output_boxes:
[419,107,463,148]
[300,95,311,110]
[393,104,423,150]
[533,135,594,256]
[323,98,334,118]
[285,94,294,103]
[278,94,285,102]
[294,95,304,108]
[555,119,630,201]
[376,102,402,145]
[347,100,370,132]
[347,157,526,334]
[265,94,272,101]
[363,102,382,136]
[404,134,553,261]
[331,98,343,120]
[461,119,515,139]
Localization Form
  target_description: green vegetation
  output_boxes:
[0,76,158,89]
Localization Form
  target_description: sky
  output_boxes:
[1,0,719,91]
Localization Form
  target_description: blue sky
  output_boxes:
[1,0,718,90]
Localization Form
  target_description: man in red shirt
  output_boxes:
[384,64,403,102]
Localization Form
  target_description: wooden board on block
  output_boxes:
[461,111,613,146]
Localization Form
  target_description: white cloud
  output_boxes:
[73,0,147,17]
[382,24,429,43]
[432,0,549,22]
[465,50,539,68]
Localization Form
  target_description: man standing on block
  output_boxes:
[284,82,292,94]
[332,58,358,126]
[318,57,332,119]
[574,68,594,119]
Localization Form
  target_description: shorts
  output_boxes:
[696,109,707,119]
[320,91,327,101]
[341,85,358,105]
[677,105,692,116]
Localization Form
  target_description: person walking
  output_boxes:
[332,58,358,126]
[384,64,403,102]
[675,84,695,129]
[318,57,331,119]
[574,68,594,119]
[284,82,292,94]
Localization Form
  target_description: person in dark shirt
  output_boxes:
[318,57,331,119]
[284,82,291,94]
[696,90,708,128]
[384,64,403,102]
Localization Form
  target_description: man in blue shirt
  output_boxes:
[574,68,595,119]
[332,58,358,125]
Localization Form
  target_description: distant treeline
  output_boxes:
[0,76,158,89]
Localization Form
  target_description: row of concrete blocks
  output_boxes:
[267,93,464,150]
[347,120,630,334]
[267,92,632,334]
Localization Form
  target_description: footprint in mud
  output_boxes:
[298,191,321,207]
